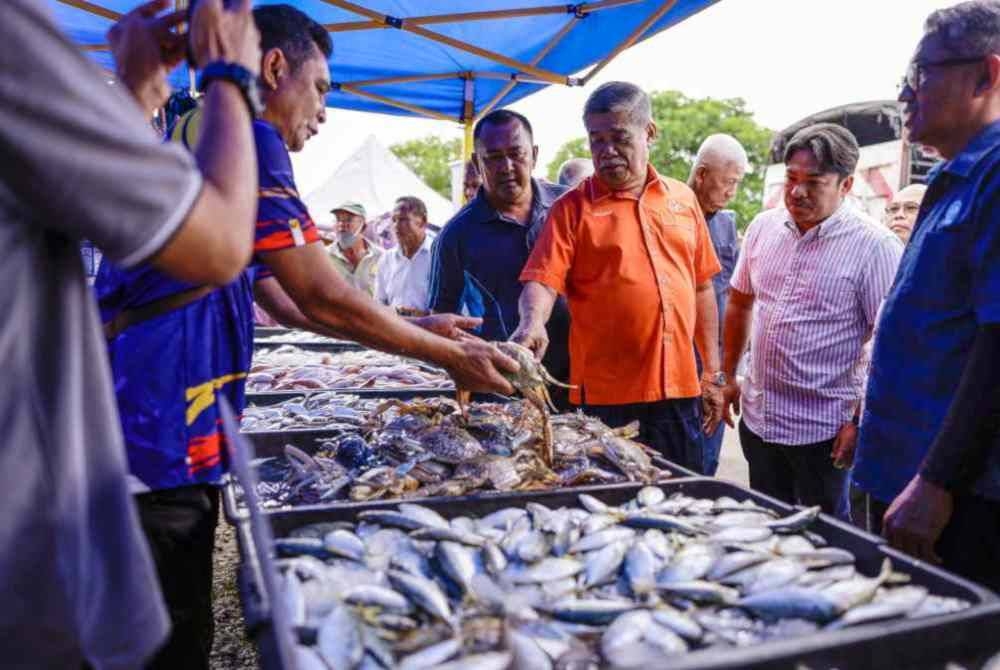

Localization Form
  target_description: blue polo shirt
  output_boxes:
[706,209,739,346]
[428,179,571,379]
[853,121,1000,504]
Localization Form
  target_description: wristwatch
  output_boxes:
[197,62,263,117]
[703,371,727,386]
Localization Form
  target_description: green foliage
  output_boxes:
[389,136,462,200]
[546,137,590,182]
[546,91,773,229]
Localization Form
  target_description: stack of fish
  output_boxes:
[243,398,675,508]
[274,488,970,669]
[256,331,352,345]
[248,347,452,392]
[242,393,378,432]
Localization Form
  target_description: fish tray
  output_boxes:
[252,340,366,353]
[244,388,455,406]
[254,326,294,338]
[238,478,1000,670]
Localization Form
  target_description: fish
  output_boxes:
[624,540,658,598]
[737,586,841,623]
[569,527,635,554]
[622,511,701,535]
[317,603,365,669]
[388,570,454,623]
[435,542,478,596]
[658,543,724,584]
[323,529,366,561]
[766,506,821,533]
[655,580,739,605]
[582,541,629,588]
[342,585,413,613]
[546,598,636,624]
[508,557,584,584]
[398,637,462,670]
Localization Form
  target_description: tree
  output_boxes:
[546,138,590,182]
[547,91,773,228]
[390,136,462,200]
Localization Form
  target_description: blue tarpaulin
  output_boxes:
[51,0,719,122]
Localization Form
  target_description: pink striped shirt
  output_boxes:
[731,204,902,445]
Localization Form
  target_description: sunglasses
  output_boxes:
[900,56,985,92]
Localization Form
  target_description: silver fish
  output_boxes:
[569,527,634,554]
[317,603,364,670]
[651,606,703,641]
[517,530,553,563]
[622,511,701,535]
[822,558,892,612]
[342,585,412,613]
[280,571,307,627]
[357,510,427,531]
[388,570,454,623]
[324,529,366,561]
[481,542,508,576]
[399,503,451,529]
[644,621,689,655]
[582,541,628,588]
[829,585,928,629]
[706,551,771,581]
[546,598,635,624]
[436,542,478,596]
[766,506,821,533]
[776,534,816,556]
[637,486,666,508]
[295,645,331,670]
[737,586,840,623]
[744,558,808,594]
[624,540,657,597]
[601,610,653,659]
[656,580,739,605]
[411,526,486,547]
[479,507,528,530]
[709,525,774,545]
[506,627,553,670]
[658,543,723,583]
[428,650,512,670]
[398,637,462,670]
[509,557,584,584]
[578,493,612,514]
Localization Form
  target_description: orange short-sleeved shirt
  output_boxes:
[520,165,720,405]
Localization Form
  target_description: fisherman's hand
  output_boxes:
[444,338,518,395]
[510,321,548,362]
[411,314,482,340]
[189,0,260,73]
[699,377,724,435]
[883,475,953,564]
[831,421,859,469]
[108,0,186,113]
[721,380,742,428]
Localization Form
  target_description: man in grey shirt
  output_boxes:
[0,0,261,666]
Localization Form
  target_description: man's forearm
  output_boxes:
[518,281,557,330]
[920,326,1000,490]
[722,295,753,377]
[694,283,720,373]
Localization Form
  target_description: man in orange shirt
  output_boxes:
[513,81,724,473]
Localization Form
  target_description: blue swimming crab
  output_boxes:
[457,341,576,467]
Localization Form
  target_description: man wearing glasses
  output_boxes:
[851,0,1000,590]
[883,184,927,244]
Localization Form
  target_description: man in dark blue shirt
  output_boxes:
[851,0,1000,590]
[428,109,572,403]
[688,134,748,475]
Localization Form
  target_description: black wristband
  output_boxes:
[197,62,263,117]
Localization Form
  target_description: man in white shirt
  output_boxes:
[377,196,434,315]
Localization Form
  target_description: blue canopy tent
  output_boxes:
[52,0,719,152]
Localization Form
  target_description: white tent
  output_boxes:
[304,134,456,229]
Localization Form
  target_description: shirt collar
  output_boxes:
[587,164,664,203]
[393,233,434,260]
[940,120,1000,179]
[330,239,376,262]
[470,178,554,226]
[781,201,851,239]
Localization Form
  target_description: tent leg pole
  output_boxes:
[463,120,474,160]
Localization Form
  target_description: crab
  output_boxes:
[457,341,577,467]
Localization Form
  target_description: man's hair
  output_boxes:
[583,81,652,126]
[925,1,1000,58]
[395,196,428,222]
[254,5,333,70]
[557,158,594,187]
[473,109,534,144]
[782,123,860,179]
[693,134,750,171]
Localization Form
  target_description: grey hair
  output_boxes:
[693,134,750,171]
[925,1,1000,57]
[583,81,652,126]
[557,158,594,187]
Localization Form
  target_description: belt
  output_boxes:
[103,285,215,340]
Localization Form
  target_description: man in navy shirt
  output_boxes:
[852,0,1000,589]
[688,134,748,475]
[428,109,572,404]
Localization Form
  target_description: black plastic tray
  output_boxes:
[254,326,293,338]
[238,478,1000,670]
[253,339,365,352]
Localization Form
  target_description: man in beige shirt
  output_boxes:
[325,201,382,296]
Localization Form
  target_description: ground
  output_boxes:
[208,427,752,669]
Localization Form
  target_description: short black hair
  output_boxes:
[783,122,860,179]
[395,196,427,222]
[254,4,332,71]
[473,109,534,144]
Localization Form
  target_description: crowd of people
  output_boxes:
[5,0,1000,666]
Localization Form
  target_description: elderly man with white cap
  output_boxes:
[688,133,750,475]
[325,201,382,297]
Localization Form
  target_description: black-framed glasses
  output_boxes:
[901,56,985,92]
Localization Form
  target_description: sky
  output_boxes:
[290,0,951,197]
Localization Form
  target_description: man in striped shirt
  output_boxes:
[720,123,902,517]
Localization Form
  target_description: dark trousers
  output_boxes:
[703,423,725,476]
[849,484,890,535]
[739,420,848,518]
[584,398,705,474]
[136,484,220,670]
[935,494,1000,592]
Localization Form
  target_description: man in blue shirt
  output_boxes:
[851,0,1000,590]
[428,109,572,405]
[688,134,748,475]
